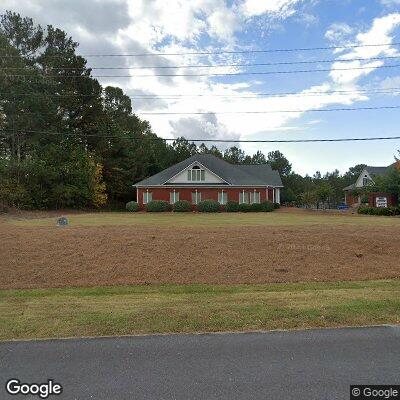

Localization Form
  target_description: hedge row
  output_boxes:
[125,200,279,213]
[357,206,400,216]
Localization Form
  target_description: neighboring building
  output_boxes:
[134,154,283,207]
[343,163,399,207]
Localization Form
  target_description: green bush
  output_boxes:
[250,203,263,212]
[358,206,400,216]
[238,203,252,212]
[273,202,281,209]
[173,200,192,212]
[261,201,274,212]
[126,201,139,212]
[145,200,172,212]
[225,201,239,212]
[197,199,220,213]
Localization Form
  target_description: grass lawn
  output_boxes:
[1,280,399,341]
[5,209,400,228]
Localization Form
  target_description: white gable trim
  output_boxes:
[355,169,374,188]
[162,161,230,185]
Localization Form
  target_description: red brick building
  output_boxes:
[343,164,399,207]
[134,154,283,207]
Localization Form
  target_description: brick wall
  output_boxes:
[137,187,276,207]
[368,192,398,207]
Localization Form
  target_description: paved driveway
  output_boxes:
[1,326,399,399]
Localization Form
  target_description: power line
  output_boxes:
[3,87,400,100]
[137,105,400,115]
[2,105,400,116]
[2,55,399,70]
[4,63,400,78]
[2,41,398,58]
[2,129,400,143]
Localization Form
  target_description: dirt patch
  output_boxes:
[1,221,399,290]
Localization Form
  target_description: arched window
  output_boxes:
[187,165,205,181]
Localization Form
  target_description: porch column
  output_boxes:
[275,188,280,204]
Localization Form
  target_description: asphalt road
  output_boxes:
[1,326,399,400]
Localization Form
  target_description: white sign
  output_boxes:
[376,197,388,208]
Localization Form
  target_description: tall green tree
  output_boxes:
[267,150,292,176]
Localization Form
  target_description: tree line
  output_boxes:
[0,11,393,210]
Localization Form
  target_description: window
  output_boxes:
[170,191,179,204]
[362,176,370,186]
[187,165,205,181]
[250,191,260,204]
[192,191,201,205]
[218,191,228,205]
[239,191,249,204]
[143,191,152,204]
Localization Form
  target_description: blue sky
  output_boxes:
[2,0,400,175]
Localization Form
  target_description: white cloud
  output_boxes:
[380,75,400,93]
[328,13,400,85]
[241,0,303,18]
[3,0,400,167]
[325,23,354,43]
[381,0,400,7]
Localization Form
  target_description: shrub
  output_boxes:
[250,203,263,212]
[358,206,400,216]
[238,203,252,212]
[197,199,220,213]
[260,201,274,212]
[273,202,281,209]
[225,201,239,212]
[173,200,192,212]
[145,200,172,212]
[126,201,139,212]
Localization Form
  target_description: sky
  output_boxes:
[1,0,400,175]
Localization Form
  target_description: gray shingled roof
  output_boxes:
[135,154,283,187]
[365,166,390,176]
[343,164,394,191]
[343,183,356,191]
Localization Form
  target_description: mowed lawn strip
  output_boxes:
[0,280,399,341]
[5,210,400,228]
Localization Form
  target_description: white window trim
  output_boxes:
[239,190,249,204]
[163,161,230,185]
[143,190,152,204]
[218,190,228,205]
[192,190,201,205]
[188,167,205,182]
[170,190,179,204]
[250,190,260,204]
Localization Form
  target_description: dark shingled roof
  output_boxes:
[343,183,356,191]
[343,164,396,191]
[135,154,283,187]
[365,166,390,176]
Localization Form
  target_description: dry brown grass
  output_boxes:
[1,210,400,289]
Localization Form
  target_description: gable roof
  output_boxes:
[365,166,390,176]
[343,183,355,191]
[134,154,283,187]
[343,163,396,191]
